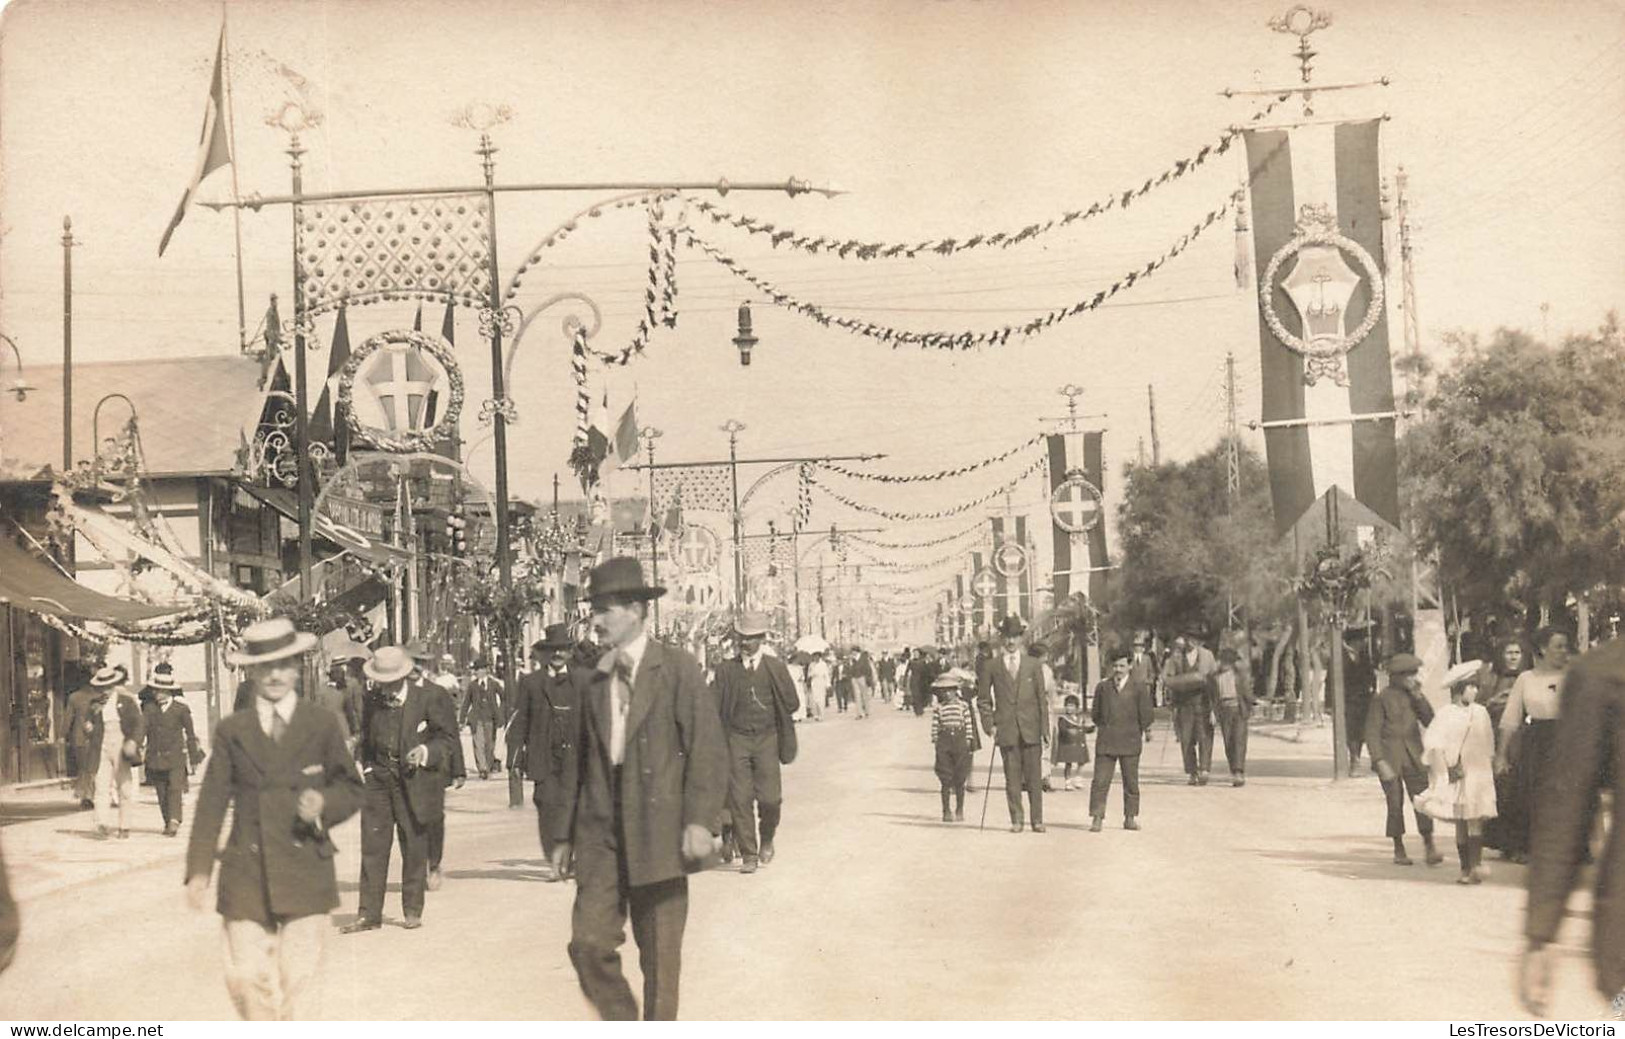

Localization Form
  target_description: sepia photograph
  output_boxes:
[0,0,1623,1023]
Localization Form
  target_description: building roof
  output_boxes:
[0,354,265,480]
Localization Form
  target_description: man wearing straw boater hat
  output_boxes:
[86,663,144,840]
[510,623,586,864]
[140,662,202,837]
[344,644,459,932]
[550,557,728,1020]
[185,616,365,1020]
[713,611,800,873]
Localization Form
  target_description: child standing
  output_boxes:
[931,674,977,822]
[1414,660,1499,884]
[1053,694,1092,789]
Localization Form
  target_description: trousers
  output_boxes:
[470,720,496,776]
[851,678,871,717]
[221,914,328,1020]
[1090,752,1141,819]
[1380,767,1434,839]
[357,769,429,921]
[149,767,186,827]
[92,742,133,832]
[727,729,783,860]
[1214,701,1249,775]
[1174,698,1214,776]
[1000,742,1044,824]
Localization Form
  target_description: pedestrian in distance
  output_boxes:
[713,613,800,873]
[977,616,1049,834]
[1413,660,1498,885]
[140,663,203,837]
[930,673,977,821]
[461,661,504,780]
[509,624,585,867]
[1495,626,1573,865]
[1365,652,1444,867]
[1162,630,1217,786]
[1088,650,1154,832]
[404,642,466,894]
[65,675,101,808]
[1052,694,1091,790]
[805,651,830,722]
[87,664,144,840]
[550,557,729,1021]
[344,645,459,933]
[1212,648,1254,786]
[185,617,365,1020]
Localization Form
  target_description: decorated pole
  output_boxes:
[644,426,664,636]
[288,134,314,600]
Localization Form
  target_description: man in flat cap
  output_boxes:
[977,615,1049,833]
[1365,652,1443,866]
[551,557,729,1020]
[713,612,800,873]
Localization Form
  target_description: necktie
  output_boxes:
[270,709,288,743]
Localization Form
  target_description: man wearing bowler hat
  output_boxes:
[510,623,586,865]
[344,645,459,932]
[185,617,364,1019]
[550,557,728,1020]
[713,612,800,873]
[977,615,1050,833]
[1365,652,1444,867]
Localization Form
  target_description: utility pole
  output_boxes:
[61,217,74,478]
[643,426,664,635]
[287,133,315,602]
[1225,351,1241,631]
[720,419,747,612]
[1395,167,1421,383]
[1147,384,1161,466]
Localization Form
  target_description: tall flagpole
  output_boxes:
[219,7,249,354]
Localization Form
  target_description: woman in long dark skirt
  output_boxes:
[1478,637,1527,856]
[1494,628,1572,864]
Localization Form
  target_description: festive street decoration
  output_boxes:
[298,194,492,315]
[1293,540,1388,622]
[809,455,1046,522]
[971,568,999,600]
[847,540,976,574]
[338,329,465,453]
[682,199,1232,351]
[817,434,1045,483]
[682,98,1287,263]
[993,540,1028,579]
[1050,474,1104,534]
[670,525,722,574]
[1258,202,1385,387]
[652,465,733,515]
[846,519,988,551]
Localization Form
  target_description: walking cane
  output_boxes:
[977,744,999,831]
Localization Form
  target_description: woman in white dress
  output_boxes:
[1414,660,1498,884]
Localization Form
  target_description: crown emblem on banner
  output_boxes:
[1259,202,1385,387]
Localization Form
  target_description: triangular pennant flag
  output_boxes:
[158,23,232,256]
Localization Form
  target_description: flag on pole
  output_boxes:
[612,400,640,465]
[308,304,352,463]
[662,485,684,536]
[158,24,232,256]
[1244,120,1400,535]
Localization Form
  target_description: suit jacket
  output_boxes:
[1364,681,1434,775]
[714,656,801,765]
[461,675,504,728]
[85,690,145,766]
[511,665,586,804]
[1527,639,1625,996]
[185,699,365,924]
[977,653,1048,747]
[557,638,729,888]
[1161,645,1218,705]
[66,686,98,750]
[357,682,460,824]
[1092,677,1154,756]
[141,700,201,773]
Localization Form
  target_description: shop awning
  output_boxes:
[239,484,411,568]
[0,537,182,623]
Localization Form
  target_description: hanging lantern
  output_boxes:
[732,302,759,366]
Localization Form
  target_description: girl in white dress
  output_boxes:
[1414,660,1499,884]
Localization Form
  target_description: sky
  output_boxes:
[2,0,1622,635]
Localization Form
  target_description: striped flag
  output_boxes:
[158,24,232,256]
[1046,431,1110,608]
[1245,120,1400,535]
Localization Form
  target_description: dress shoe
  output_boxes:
[1009,822,1023,833]
[965,782,976,793]
[477,771,489,780]
[1424,840,1445,867]
[1187,774,1200,786]
[1393,849,1414,866]
[427,867,443,891]
[943,809,954,823]
[95,825,110,840]
[954,809,964,822]
[117,829,130,839]
[1124,817,1140,831]
[720,835,737,864]
[1089,816,1104,833]
[1030,823,1046,833]
[401,916,423,930]
[1197,771,1211,786]
[163,822,180,837]
[1232,774,1246,787]
[341,918,382,935]
[740,858,759,874]
[760,842,775,865]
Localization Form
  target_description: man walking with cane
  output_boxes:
[977,616,1049,833]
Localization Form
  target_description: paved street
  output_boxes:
[0,707,1613,1020]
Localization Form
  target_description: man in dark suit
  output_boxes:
[1521,638,1625,1015]
[510,624,585,865]
[461,662,505,780]
[550,557,729,1021]
[405,642,466,894]
[1162,631,1218,785]
[977,615,1049,833]
[185,617,365,1020]
[65,678,100,808]
[1089,650,1155,832]
[344,645,459,932]
[141,664,202,837]
[910,647,942,717]
[1364,652,1443,867]
[713,613,800,873]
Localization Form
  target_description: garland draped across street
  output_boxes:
[816,434,1045,483]
[846,518,989,551]
[682,98,1286,263]
[847,540,978,574]
[682,197,1232,351]
[810,454,1047,522]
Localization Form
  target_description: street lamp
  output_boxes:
[90,393,138,482]
[0,332,31,401]
[720,418,747,609]
[732,302,758,366]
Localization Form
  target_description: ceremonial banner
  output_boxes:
[971,550,991,635]
[1245,121,1400,535]
[954,572,966,643]
[1047,431,1110,607]
[990,517,1031,623]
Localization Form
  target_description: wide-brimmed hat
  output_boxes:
[932,673,964,689]
[364,646,416,684]
[329,639,373,663]
[531,623,574,654]
[734,612,770,638]
[586,556,666,602]
[90,664,129,688]
[997,615,1026,638]
[227,617,318,667]
[1445,660,1484,688]
[403,639,432,662]
[1386,652,1424,676]
[147,662,181,691]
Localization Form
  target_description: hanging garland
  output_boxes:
[594,199,683,367]
[817,433,1046,483]
[847,540,980,574]
[846,518,989,551]
[810,454,1047,522]
[682,96,1286,263]
[682,198,1231,351]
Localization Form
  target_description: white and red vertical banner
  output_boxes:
[1244,120,1401,536]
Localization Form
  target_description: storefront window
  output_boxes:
[23,620,54,744]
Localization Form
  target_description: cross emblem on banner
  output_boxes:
[670,526,720,574]
[366,346,439,432]
[1050,475,1103,534]
[971,568,998,599]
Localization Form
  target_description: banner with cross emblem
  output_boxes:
[669,525,721,575]
[1050,475,1103,534]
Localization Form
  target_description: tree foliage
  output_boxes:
[1402,317,1625,620]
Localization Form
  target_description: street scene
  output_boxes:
[2,0,1624,1024]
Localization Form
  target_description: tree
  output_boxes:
[1402,317,1625,645]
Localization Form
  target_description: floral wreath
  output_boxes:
[337,329,464,453]
[1259,204,1385,364]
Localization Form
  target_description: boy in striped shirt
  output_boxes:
[931,674,978,822]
